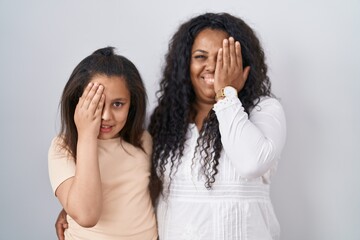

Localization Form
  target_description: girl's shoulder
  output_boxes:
[49,135,65,152]
[51,135,64,143]
[141,130,153,155]
[49,135,74,160]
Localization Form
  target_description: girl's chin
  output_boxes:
[97,134,119,140]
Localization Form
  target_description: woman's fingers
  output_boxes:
[229,37,236,67]
[215,37,248,92]
[216,48,223,72]
[235,41,243,68]
[55,209,68,240]
[222,38,229,69]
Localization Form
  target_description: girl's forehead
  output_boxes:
[90,75,130,99]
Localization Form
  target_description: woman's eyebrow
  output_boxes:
[192,49,208,54]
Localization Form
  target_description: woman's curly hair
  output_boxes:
[148,13,271,197]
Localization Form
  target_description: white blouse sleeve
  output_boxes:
[213,96,286,179]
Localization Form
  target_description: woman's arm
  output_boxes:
[214,97,286,178]
[213,37,286,179]
[55,209,68,240]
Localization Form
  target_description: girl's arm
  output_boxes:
[55,83,105,227]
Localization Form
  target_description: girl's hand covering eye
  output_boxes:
[74,83,105,138]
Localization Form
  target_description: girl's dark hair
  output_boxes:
[60,47,147,160]
[148,13,271,195]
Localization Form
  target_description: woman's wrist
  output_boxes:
[215,86,237,102]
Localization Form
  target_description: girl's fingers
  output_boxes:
[83,83,100,110]
[78,82,93,107]
[95,94,105,116]
[89,85,104,114]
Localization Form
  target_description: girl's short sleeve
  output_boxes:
[48,137,76,195]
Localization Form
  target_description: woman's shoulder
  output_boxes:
[258,96,282,105]
[250,96,284,112]
[249,96,286,125]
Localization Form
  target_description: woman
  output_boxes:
[149,12,286,240]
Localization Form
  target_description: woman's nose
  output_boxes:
[205,57,216,72]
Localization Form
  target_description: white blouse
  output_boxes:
[156,96,286,240]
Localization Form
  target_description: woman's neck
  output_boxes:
[192,101,213,131]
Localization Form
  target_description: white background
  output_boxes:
[0,0,359,239]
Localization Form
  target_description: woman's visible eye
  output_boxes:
[112,101,124,108]
[194,55,206,59]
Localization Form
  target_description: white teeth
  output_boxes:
[101,125,111,128]
[203,77,214,84]
[202,74,215,84]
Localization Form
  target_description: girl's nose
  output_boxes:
[101,106,110,120]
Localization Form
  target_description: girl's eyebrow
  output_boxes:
[111,97,128,102]
[192,49,208,54]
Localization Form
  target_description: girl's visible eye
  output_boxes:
[112,101,124,108]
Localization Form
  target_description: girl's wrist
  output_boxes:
[77,132,98,142]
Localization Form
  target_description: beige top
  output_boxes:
[48,131,158,240]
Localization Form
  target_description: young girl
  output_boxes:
[48,47,158,240]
